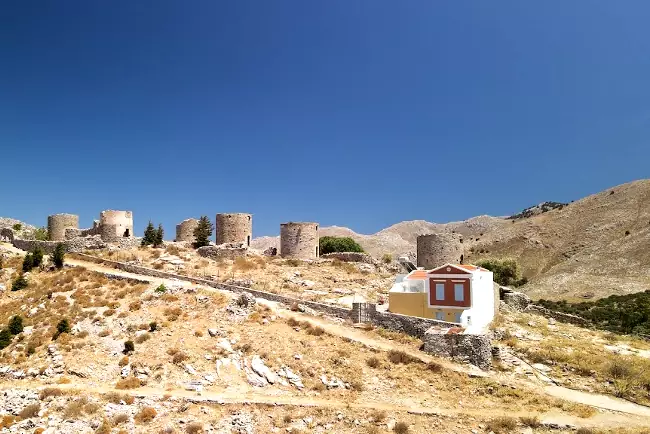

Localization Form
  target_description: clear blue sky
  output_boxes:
[1,1,649,237]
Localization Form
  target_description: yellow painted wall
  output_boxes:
[389,292,464,323]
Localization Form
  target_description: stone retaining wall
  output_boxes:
[423,330,492,370]
[12,235,107,254]
[321,252,377,264]
[526,304,589,326]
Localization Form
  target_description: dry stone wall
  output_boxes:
[321,252,377,264]
[423,330,492,370]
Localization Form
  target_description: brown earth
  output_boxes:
[253,179,650,301]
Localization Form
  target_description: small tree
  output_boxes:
[12,223,22,231]
[11,274,28,291]
[154,224,164,248]
[53,243,65,269]
[8,316,23,335]
[476,259,527,287]
[0,329,11,349]
[142,221,156,246]
[22,254,34,272]
[31,246,44,268]
[193,216,213,248]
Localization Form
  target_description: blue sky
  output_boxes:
[1,1,649,237]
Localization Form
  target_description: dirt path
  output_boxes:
[1,381,648,429]
[58,256,650,419]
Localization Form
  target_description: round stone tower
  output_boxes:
[416,233,464,269]
[215,213,252,246]
[99,210,134,242]
[175,218,199,243]
[48,214,79,241]
[280,222,319,259]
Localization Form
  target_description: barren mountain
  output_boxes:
[253,179,650,300]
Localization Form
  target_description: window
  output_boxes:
[435,312,445,321]
[454,283,464,301]
[454,312,462,323]
[435,283,445,300]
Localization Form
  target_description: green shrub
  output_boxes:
[149,321,158,332]
[476,259,527,287]
[155,284,167,293]
[12,223,22,231]
[31,246,44,268]
[53,243,65,269]
[382,253,392,264]
[537,290,650,335]
[11,274,28,291]
[22,254,34,272]
[0,329,12,349]
[53,319,71,340]
[319,236,364,255]
[8,316,23,335]
[33,227,48,241]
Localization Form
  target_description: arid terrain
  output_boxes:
[1,241,650,433]
[254,179,650,301]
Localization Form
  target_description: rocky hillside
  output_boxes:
[254,179,650,301]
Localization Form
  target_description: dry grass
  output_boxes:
[185,422,203,433]
[135,333,151,344]
[112,413,130,424]
[485,416,517,433]
[134,406,157,423]
[116,376,142,389]
[39,387,63,399]
[172,351,189,364]
[366,356,381,368]
[519,415,540,428]
[393,421,409,434]
[18,403,40,419]
[104,392,135,405]
[388,350,415,365]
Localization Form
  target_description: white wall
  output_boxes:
[464,270,495,331]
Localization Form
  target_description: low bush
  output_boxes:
[149,322,158,332]
[135,333,150,344]
[476,259,527,287]
[8,316,23,335]
[319,236,364,255]
[172,352,188,364]
[123,340,135,354]
[53,319,71,340]
[366,356,381,368]
[393,421,409,434]
[519,416,540,428]
[0,329,12,349]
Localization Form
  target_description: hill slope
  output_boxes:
[253,179,650,300]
